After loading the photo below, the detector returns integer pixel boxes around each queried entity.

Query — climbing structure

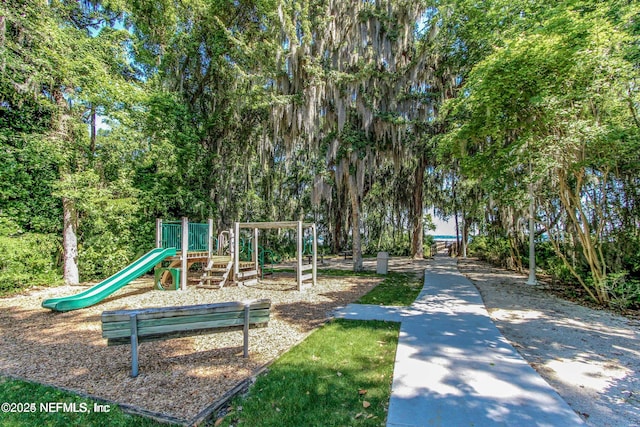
[199,231,258,288]
[232,221,317,291]
[155,218,211,290]
[155,218,317,290]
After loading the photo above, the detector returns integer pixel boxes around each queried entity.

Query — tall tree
[270,0,450,269]
[447,0,640,302]
[2,0,143,284]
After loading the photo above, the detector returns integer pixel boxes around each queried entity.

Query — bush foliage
[0,217,61,295]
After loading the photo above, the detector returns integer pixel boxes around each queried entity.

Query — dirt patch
[458,257,640,427]
[0,267,381,423]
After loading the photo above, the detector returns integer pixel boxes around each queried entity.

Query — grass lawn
[0,377,169,426]
[315,269,423,306]
[216,319,400,427]
[316,268,379,277]
[356,272,423,306]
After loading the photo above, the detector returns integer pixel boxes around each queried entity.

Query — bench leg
[243,304,249,358]
[130,314,139,377]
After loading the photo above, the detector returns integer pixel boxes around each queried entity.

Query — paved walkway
[333,255,585,427]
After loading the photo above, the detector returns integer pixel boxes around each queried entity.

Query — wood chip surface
[0,264,385,422]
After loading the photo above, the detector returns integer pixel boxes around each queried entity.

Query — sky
[432,215,457,236]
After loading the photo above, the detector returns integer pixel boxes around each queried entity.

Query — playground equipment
[41,247,177,312]
[234,222,317,290]
[258,245,280,278]
[155,218,218,290]
[157,218,317,291]
[155,218,260,289]
[42,218,318,312]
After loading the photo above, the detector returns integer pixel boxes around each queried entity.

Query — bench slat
[103,312,269,339]
[102,308,269,329]
[101,299,271,377]
[102,308,269,334]
[101,299,270,323]
[106,322,269,346]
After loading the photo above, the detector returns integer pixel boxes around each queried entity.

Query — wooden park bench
[101,299,271,377]
[339,249,352,260]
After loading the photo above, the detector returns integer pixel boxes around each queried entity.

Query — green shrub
[0,217,61,294]
[424,234,435,248]
[365,235,411,256]
[79,241,136,280]
[467,235,512,267]
[606,233,640,277]
[535,240,581,284]
[77,197,149,280]
[603,272,640,310]
[248,233,297,262]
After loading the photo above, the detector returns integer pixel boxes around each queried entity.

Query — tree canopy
[1,0,639,306]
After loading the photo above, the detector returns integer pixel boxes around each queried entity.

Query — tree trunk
[454,212,460,257]
[0,16,6,72]
[52,88,80,285]
[557,168,609,303]
[411,155,427,259]
[461,214,469,258]
[331,202,343,254]
[90,104,97,160]
[63,197,80,285]
[451,171,461,257]
[348,175,363,272]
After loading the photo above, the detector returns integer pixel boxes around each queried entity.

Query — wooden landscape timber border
[101,299,271,377]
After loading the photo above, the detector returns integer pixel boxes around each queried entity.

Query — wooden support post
[234,222,240,282]
[129,313,139,377]
[155,218,162,249]
[181,217,188,291]
[312,223,317,286]
[253,228,259,273]
[297,220,303,291]
[243,303,250,358]
[207,218,214,259]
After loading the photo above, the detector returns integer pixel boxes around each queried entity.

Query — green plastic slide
[42,247,177,312]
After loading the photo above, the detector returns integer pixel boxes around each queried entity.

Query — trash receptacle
[376,252,389,275]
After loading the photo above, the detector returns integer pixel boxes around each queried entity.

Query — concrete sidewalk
[333,255,584,427]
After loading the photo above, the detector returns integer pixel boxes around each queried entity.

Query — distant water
[430,235,458,241]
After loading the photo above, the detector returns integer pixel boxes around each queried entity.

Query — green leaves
[2,0,639,301]
[444,0,640,303]
[0,217,62,294]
